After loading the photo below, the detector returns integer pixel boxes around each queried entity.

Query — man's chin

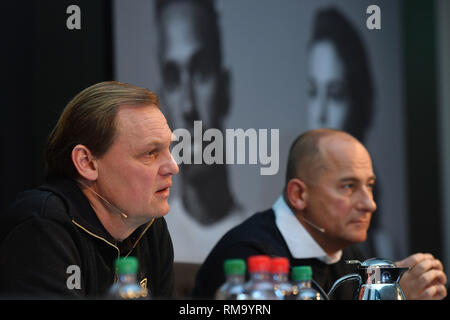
[157,205,171,217]
[350,233,368,244]
[341,228,368,244]
[146,203,170,218]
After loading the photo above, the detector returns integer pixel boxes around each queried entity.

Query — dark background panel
[2,0,113,213]
[403,0,442,259]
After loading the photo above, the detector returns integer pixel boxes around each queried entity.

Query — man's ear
[71,144,98,181]
[286,178,308,211]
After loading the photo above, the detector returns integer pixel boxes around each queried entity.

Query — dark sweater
[0,178,174,299]
[193,209,366,299]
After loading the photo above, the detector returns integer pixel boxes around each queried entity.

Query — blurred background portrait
[306,6,397,259]
[114,0,408,267]
[155,0,245,264]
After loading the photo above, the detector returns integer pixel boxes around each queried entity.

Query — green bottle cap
[115,257,139,275]
[292,266,313,281]
[223,259,246,276]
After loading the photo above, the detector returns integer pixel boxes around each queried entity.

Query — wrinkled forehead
[115,105,172,142]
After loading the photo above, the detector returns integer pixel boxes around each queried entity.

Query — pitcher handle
[328,273,362,298]
[311,279,330,300]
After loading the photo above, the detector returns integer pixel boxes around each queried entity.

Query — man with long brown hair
[0,81,179,298]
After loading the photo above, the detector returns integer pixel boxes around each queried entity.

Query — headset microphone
[299,216,326,233]
[77,180,129,219]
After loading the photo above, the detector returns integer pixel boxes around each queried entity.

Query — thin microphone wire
[298,216,326,233]
[77,180,128,219]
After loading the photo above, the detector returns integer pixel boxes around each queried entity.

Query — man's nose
[160,151,179,176]
[356,187,377,213]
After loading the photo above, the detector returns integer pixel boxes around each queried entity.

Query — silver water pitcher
[328,258,409,300]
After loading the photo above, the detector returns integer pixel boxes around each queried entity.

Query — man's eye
[343,183,354,189]
[146,150,158,158]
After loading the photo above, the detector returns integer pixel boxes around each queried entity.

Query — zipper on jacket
[71,219,121,259]
[71,218,156,283]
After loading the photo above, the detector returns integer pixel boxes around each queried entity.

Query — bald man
[193,129,447,300]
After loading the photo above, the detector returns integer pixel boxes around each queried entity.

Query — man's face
[304,136,376,248]
[307,40,350,130]
[159,2,226,133]
[94,105,179,224]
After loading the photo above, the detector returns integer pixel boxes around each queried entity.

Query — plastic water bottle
[292,266,323,300]
[108,256,149,300]
[271,257,295,300]
[237,255,279,300]
[215,259,246,300]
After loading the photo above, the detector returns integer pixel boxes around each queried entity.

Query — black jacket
[193,209,366,299]
[0,178,174,299]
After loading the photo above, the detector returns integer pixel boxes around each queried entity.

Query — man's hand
[396,253,447,300]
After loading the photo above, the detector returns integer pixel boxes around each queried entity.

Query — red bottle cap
[270,257,289,274]
[247,255,271,272]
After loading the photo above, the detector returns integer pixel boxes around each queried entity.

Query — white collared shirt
[272,196,342,264]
